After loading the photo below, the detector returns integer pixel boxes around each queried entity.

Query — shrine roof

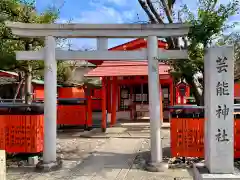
[85,38,170,77]
[85,61,170,77]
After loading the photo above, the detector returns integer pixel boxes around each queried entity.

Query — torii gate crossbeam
[6,21,190,171]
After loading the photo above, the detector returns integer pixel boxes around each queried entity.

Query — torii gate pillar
[36,36,61,171]
[43,36,57,163]
[147,36,162,165]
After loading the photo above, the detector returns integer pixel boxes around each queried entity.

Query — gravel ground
[6,130,108,180]
[6,125,194,180]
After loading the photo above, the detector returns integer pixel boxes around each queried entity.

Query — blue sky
[35,0,239,50]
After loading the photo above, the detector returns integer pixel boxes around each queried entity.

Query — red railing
[170,108,240,158]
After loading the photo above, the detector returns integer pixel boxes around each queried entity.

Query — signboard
[204,47,234,173]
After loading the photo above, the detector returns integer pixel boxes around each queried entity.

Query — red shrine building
[85,38,190,124]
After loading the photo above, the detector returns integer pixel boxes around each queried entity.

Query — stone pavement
[7,122,194,180]
[68,138,143,180]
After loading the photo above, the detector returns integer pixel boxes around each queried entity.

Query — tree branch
[137,0,179,49]
[168,0,176,12]
[146,0,164,23]
[32,67,44,71]
[138,0,157,23]
[178,10,188,49]
[160,0,173,23]
[1,37,20,41]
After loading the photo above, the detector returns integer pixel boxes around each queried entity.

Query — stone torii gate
[6,21,237,179]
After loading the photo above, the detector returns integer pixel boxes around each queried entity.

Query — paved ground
[6,122,193,180]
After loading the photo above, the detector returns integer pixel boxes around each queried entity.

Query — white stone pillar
[204,46,234,173]
[147,36,162,163]
[97,38,108,51]
[43,36,57,163]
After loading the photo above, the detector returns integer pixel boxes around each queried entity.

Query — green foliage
[169,0,239,105]
[0,0,59,76]
[174,0,239,78]
[56,61,73,84]
[217,33,240,80]
[187,0,239,47]
[138,0,239,104]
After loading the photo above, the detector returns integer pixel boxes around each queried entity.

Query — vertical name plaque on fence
[204,46,234,173]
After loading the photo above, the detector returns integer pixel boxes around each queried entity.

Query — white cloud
[60,2,137,26]
[233,23,240,33]
[122,11,135,21]
[55,1,138,50]
[91,0,128,7]
[77,6,123,24]
[74,2,137,24]
[57,5,136,24]
[106,0,127,6]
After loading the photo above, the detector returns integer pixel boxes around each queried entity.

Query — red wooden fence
[0,115,43,153]
[171,117,240,158]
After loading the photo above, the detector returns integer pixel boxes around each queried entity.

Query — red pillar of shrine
[111,77,117,126]
[86,91,92,128]
[169,81,174,106]
[130,86,133,120]
[159,86,163,123]
[101,77,107,132]
[108,78,112,113]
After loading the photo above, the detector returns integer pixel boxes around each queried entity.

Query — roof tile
[85,61,170,77]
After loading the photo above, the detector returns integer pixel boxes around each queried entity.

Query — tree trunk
[187,78,203,105]
[13,79,24,103]
[24,64,32,104]
[201,89,204,106]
